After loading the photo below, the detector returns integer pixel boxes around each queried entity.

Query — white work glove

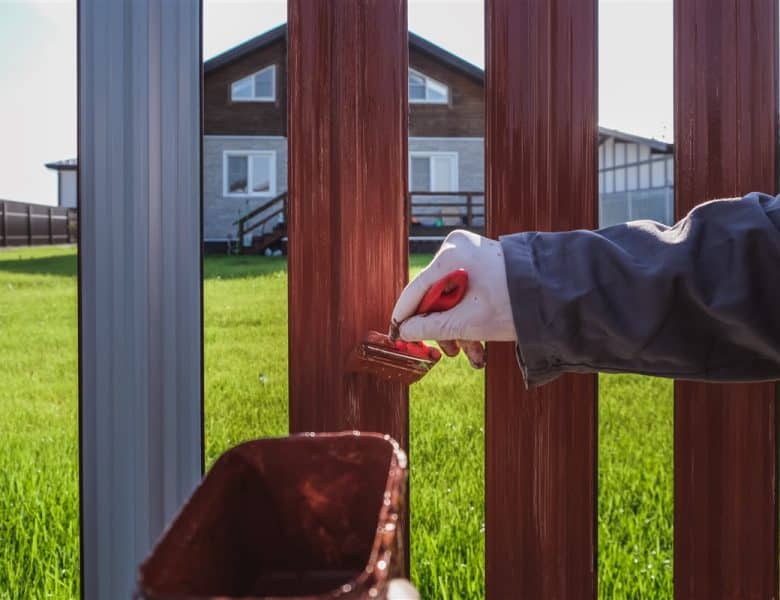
[390,230,516,368]
[387,579,420,599]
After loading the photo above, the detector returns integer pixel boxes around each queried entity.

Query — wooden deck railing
[235,190,483,247]
[233,190,288,244]
[408,190,485,238]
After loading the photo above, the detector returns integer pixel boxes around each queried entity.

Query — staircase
[234,191,288,255]
[234,189,488,255]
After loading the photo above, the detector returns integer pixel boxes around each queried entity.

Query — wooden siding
[205,36,484,138]
[409,46,484,137]
[204,38,287,136]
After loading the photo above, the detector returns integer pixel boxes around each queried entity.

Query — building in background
[203,24,675,251]
[47,25,675,251]
[44,158,77,208]
[598,128,674,227]
[202,24,487,252]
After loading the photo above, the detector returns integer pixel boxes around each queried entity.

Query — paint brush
[347,269,469,384]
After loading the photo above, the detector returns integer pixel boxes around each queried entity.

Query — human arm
[393,193,780,388]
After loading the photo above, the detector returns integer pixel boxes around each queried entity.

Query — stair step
[241,226,287,255]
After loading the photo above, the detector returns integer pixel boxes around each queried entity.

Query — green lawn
[0,246,673,599]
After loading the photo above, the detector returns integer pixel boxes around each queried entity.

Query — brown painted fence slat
[287,0,410,567]
[485,0,598,597]
[674,1,778,597]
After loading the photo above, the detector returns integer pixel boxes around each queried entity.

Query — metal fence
[288,0,779,597]
[74,0,778,597]
[0,200,77,246]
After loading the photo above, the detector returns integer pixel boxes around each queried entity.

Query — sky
[0,0,673,206]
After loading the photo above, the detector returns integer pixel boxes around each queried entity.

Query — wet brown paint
[136,433,407,599]
[485,0,598,597]
[286,0,410,574]
[674,1,779,597]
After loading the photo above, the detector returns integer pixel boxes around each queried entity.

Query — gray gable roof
[204,23,286,74]
[203,24,484,84]
[45,158,78,171]
[408,31,484,84]
[599,127,673,154]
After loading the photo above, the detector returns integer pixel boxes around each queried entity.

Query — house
[48,25,675,251]
[203,24,487,252]
[598,127,673,227]
[205,24,674,250]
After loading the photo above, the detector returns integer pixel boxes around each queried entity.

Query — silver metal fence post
[78,1,202,597]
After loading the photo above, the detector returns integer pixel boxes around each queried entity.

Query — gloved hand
[387,579,420,599]
[390,230,517,368]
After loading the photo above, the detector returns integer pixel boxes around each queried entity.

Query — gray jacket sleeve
[499,192,780,388]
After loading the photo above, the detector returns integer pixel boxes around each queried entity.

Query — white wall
[58,171,77,207]
[203,135,288,241]
[599,138,673,194]
[598,137,675,227]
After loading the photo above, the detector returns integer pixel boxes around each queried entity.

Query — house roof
[204,23,287,74]
[203,24,485,84]
[408,32,484,84]
[45,158,78,171]
[599,127,673,153]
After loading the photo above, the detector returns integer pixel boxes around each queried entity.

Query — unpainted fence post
[485,0,598,597]
[0,201,5,246]
[78,1,202,597]
[674,1,778,596]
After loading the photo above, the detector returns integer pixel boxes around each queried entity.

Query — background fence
[0,200,77,247]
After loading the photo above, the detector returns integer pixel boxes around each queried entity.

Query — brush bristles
[346,341,437,385]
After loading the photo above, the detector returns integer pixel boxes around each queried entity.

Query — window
[408,69,448,104]
[409,152,458,191]
[230,65,276,102]
[599,189,673,228]
[223,151,276,196]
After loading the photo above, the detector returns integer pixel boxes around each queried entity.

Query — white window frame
[408,69,449,104]
[409,151,459,191]
[222,150,277,197]
[230,65,276,102]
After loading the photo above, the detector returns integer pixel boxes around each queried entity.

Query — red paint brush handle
[415,269,468,315]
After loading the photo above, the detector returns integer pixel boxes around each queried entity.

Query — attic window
[231,65,276,102]
[409,69,448,104]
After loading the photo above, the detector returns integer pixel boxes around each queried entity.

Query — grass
[0,246,673,599]
[0,247,80,599]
